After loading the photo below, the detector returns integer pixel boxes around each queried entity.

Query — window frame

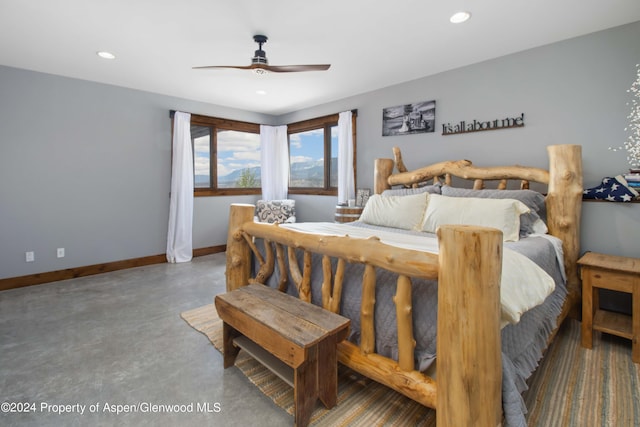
[188,114,261,197]
[287,112,357,196]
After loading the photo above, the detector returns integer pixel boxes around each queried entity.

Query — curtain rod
[169,108,358,119]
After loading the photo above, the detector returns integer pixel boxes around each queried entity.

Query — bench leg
[222,322,241,369]
[317,334,338,409]
[294,345,318,427]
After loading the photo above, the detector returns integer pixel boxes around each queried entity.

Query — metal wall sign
[442,113,524,135]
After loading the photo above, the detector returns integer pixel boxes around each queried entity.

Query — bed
[224,144,583,427]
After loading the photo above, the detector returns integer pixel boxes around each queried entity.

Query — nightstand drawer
[581,267,637,293]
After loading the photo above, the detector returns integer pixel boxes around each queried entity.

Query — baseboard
[0,245,226,292]
[193,246,225,257]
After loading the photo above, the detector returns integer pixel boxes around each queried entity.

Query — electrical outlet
[57,248,65,258]
[26,251,35,262]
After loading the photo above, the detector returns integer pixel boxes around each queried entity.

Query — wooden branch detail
[225,204,254,292]
[376,148,552,192]
[374,158,395,194]
[253,239,274,284]
[300,251,312,302]
[321,256,332,310]
[288,246,303,295]
[393,146,409,174]
[241,231,264,266]
[337,340,437,409]
[241,222,440,279]
[331,259,345,314]
[388,158,549,188]
[360,265,376,355]
[320,257,345,314]
[275,243,288,292]
[394,275,416,371]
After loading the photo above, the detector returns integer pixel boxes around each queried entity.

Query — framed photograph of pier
[382,100,436,136]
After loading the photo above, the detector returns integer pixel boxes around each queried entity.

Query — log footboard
[226,203,502,427]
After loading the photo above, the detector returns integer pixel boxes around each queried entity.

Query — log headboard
[374,144,583,319]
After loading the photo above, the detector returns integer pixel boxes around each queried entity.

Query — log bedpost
[374,158,394,194]
[546,144,583,316]
[436,225,503,427]
[225,204,255,292]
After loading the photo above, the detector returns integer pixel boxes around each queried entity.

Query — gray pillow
[381,183,441,197]
[440,186,546,236]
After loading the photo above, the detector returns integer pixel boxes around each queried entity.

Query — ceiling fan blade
[264,64,331,73]
[193,36,331,73]
[192,65,254,70]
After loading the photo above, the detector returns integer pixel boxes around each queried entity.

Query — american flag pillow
[583,175,639,202]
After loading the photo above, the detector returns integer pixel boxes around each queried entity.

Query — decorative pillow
[381,183,441,197]
[441,186,547,236]
[420,194,530,242]
[360,193,428,230]
[255,199,296,224]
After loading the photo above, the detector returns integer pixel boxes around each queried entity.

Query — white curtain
[338,111,355,204]
[166,111,193,263]
[260,124,289,200]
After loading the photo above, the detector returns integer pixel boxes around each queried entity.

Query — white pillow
[360,193,428,230]
[420,194,530,241]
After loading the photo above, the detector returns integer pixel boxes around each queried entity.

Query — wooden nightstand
[579,252,640,363]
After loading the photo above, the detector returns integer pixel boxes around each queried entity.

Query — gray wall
[0,66,273,279]
[2,21,639,280]
[280,21,640,259]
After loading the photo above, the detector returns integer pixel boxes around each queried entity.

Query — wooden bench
[214,284,350,427]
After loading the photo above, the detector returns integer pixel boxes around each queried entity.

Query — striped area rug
[524,318,640,427]
[181,304,639,426]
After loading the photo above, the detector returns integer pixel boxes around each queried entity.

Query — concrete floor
[0,253,292,427]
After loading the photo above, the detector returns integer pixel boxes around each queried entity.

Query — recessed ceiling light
[256,90,267,95]
[450,11,471,24]
[96,51,116,60]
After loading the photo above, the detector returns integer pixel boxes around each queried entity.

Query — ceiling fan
[193,35,331,75]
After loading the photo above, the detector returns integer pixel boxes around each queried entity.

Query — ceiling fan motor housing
[252,49,268,65]
[252,34,269,65]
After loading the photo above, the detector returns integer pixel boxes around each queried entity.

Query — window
[287,114,343,195]
[175,111,356,197]
[188,114,261,196]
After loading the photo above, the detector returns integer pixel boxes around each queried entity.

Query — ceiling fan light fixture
[252,67,269,76]
[450,11,471,24]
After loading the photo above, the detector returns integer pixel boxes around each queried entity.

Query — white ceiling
[1,0,640,116]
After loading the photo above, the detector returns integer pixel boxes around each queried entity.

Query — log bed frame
[225,144,583,427]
